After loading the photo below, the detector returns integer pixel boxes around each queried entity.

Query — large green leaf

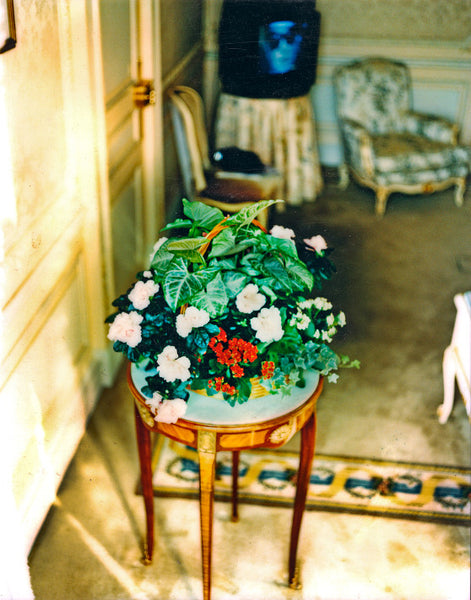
[207,228,236,258]
[262,235,299,259]
[224,199,282,230]
[262,255,295,291]
[182,199,224,230]
[192,273,229,317]
[162,258,219,310]
[150,241,175,278]
[167,237,207,252]
[167,236,207,263]
[222,271,248,298]
[284,256,314,291]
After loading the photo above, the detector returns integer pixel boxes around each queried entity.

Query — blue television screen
[218,0,320,99]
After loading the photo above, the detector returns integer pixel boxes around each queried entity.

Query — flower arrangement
[107,199,358,423]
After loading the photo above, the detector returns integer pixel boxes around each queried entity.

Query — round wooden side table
[127,362,323,600]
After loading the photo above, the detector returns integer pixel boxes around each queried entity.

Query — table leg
[231,451,240,522]
[288,410,316,589]
[134,403,154,564]
[197,430,217,600]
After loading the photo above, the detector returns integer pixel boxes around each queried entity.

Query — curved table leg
[198,430,217,600]
[289,410,316,589]
[134,403,154,564]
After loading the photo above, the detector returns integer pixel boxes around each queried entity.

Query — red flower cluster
[208,328,258,379]
[208,377,236,396]
[261,360,275,380]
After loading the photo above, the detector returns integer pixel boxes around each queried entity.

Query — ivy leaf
[192,273,229,317]
[163,258,219,310]
[182,199,224,230]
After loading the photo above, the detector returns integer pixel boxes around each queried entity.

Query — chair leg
[231,451,240,522]
[338,163,350,190]
[454,177,465,207]
[438,346,456,424]
[375,187,389,217]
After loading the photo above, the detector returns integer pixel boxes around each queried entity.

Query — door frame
[86,0,165,384]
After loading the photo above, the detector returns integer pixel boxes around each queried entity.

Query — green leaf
[207,228,236,258]
[167,237,207,252]
[167,237,207,263]
[192,273,229,317]
[160,218,192,232]
[224,199,282,230]
[264,235,299,259]
[262,255,296,292]
[222,271,248,298]
[150,241,176,278]
[182,199,224,230]
[162,258,219,310]
[213,239,255,257]
[284,256,314,291]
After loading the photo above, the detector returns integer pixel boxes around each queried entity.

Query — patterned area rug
[148,437,471,526]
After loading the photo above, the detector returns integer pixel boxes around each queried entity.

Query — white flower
[157,346,191,382]
[298,299,315,310]
[295,313,310,330]
[155,398,187,424]
[270,225,295,240]
[145,392,163,414]
[322,331,332,342]
[326,314,335,327]
[143,270,153,279]
[150,236,168,260]
[304,235,327,253]
[328,373,339,383]
[176,306,210,337]
[290,311,310,330]
[250,306,284,343]
[337,311,346,327]
[313,297,332,311]
[128,280,160,310]
[236,284,266,313]
[107,312,143,348]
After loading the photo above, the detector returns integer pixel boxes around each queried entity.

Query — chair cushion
[202,176,268,204]
[372,133,470,174]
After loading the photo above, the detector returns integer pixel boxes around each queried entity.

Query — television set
[218,0,321,100]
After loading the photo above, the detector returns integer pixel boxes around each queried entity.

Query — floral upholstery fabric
[333,57,470,192]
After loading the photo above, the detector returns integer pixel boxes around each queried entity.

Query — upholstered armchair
[333,57,470,216]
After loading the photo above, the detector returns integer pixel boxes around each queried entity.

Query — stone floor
[28,182,471,600]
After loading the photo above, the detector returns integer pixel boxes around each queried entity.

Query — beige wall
[0,0,114,562]
[316,0,471,42]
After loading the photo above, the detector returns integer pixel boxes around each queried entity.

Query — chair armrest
[400,111,458,144]
[341,118,375,177]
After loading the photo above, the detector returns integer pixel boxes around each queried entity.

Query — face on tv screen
[258,20,308,75]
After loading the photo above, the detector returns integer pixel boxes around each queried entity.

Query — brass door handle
[133,79,156,108]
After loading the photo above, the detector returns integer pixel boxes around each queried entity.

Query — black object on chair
[168,86,281,228]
